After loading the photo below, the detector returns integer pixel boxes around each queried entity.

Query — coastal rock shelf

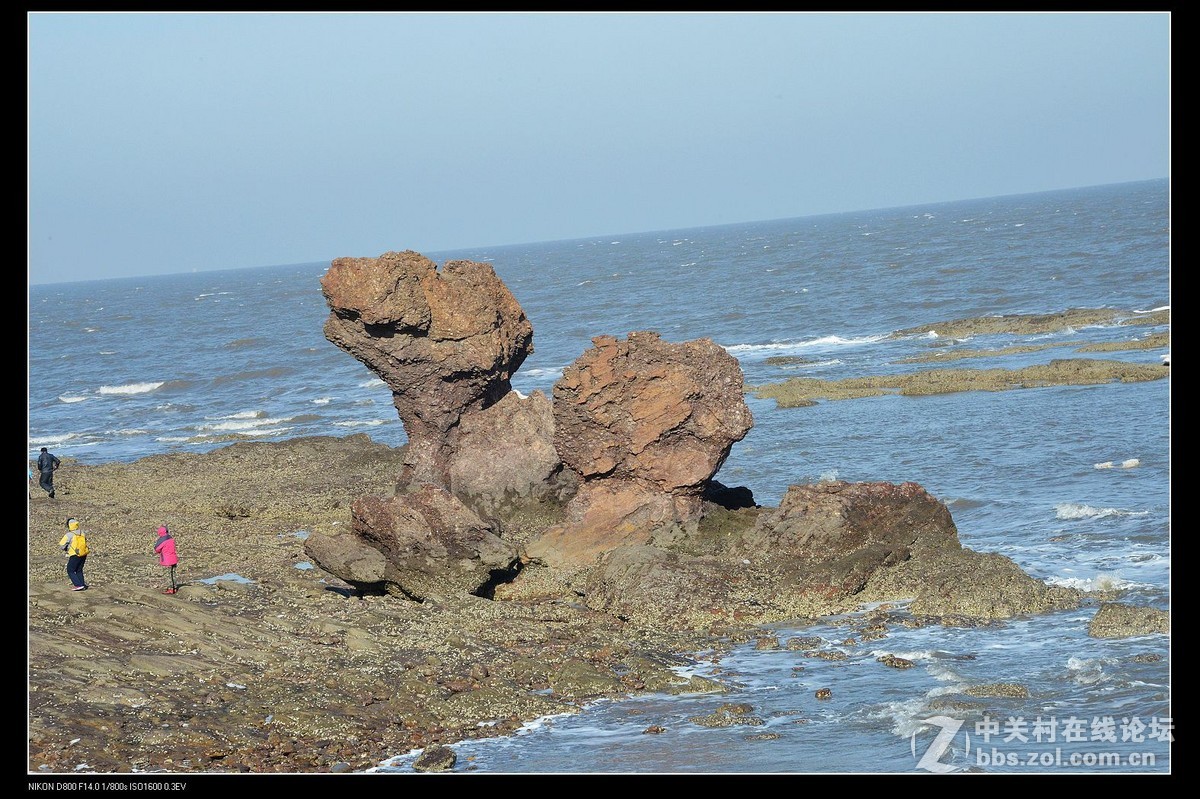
[305,251,1086,625]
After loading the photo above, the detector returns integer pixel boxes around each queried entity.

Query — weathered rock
[529,332,752,566]
[412,744,456,772]
[321,250,533,486]
[552,331,752,491]
[737,481,959,601]
[964,683,1030,698]
[526,483,703,567]
[447,390,577,519]
[582,545,738,628]
[869,549,1081,619]
[1087,602,1170,639]
[689,702,764,728]
[548,659,624,699]
[304,483,519,601]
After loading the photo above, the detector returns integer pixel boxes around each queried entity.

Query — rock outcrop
[311,249,1082,632]
[305,482,520,602]
[582,480,1081,628]
[527,331,753,567]
[1087,602,1170,638]
[321,250,535,487]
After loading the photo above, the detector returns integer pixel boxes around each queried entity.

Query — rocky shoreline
[27,257,1169,777]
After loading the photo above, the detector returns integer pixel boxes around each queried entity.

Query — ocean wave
[215,410,266,420]
[312,397,334,405]
[1094,459,1140,469]
[98,381,164,395]
[58,394,88,404]
[1134,305,1169,314]
[522,367,564,379]
[109,428,149,436]
[29,433,80,449]
[1046,574,1137,592]
[945,497,987,510]
[333,419,387,427]
[1065,655,1117,686]
[1054,503,1148,520]
[723,334,886,354]
[869,684,968,739]
[358,378,388,389]
[196,417,289,432]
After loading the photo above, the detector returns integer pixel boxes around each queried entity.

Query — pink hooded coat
[154,528,178,567]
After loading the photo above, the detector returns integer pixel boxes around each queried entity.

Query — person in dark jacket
[37,447,61,498]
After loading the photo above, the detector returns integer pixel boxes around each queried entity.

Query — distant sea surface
[29,179,1170,773]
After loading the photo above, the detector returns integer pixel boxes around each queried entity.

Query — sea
[27,178,1170,775]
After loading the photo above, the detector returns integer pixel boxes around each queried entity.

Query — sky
[27,11,1170,285]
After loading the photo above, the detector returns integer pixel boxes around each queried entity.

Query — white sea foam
[197,417,288,432]
[723,333,886,354]
[523,367,564,379]
[58,394,88,404]
[238,427,293,436]
[818,469,840,483]
[333,419,386,427]
[1047,574,1137,592]
[111,429,149,436]
[1054,503,1148,520]
[870,684,968,739]
[29,433,78,448]
[924,331,939,339]
[155,436,191,443]
[216,410,264,420]
[1134,305,1169,313]
[358,377,387,389]
[98,351,116,355]
[1121,458,1141,469]
[98,381,164,395]
[1065,656,1116,686]
[312,397,334,405]
[1094,462,1114,469]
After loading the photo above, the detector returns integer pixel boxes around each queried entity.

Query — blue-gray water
[28,179,1170,773]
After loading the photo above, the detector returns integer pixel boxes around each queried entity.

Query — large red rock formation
[528,331,753,567]
[321,250,534,486]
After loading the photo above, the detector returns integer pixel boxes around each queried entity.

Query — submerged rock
[752,358,1168,407]
[412,744,457,772]
[1087,602,1170,639]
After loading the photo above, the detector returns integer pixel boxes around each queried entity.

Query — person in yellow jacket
[59,517,89,591]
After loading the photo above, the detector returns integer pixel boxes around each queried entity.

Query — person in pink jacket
[153,525,179,594]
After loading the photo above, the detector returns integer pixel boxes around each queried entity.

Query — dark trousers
[40,469,55,496]
[67,555,86,588]
[166,564,177,590]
